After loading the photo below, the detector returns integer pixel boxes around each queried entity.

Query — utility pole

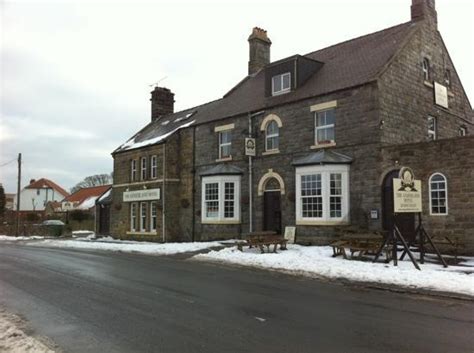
[16,153,21,237]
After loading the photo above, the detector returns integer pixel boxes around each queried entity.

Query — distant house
[5,193,15,210]
[62,185,112,212]
[16,178,69,212]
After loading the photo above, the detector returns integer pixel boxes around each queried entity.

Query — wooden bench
[238,231,288,253]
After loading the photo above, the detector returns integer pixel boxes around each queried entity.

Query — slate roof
[292,150,353,166]
[199,164,245,177]
[25,178,69,197]
[114,21,417,154]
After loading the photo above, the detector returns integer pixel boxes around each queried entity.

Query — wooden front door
[263,191,281,234]
[382,170,415,241]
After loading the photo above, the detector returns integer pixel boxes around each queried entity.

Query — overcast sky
[1,0,473,193]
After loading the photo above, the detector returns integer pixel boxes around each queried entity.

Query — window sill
[428,213,448,217]
[201,220,241,225]
[272,89,291,97]
[310,142,336,150]
[126,231,157,235]
[216,156,233,162]
[424,81,434,88]
[296,220,350,226]
[262,149,280,156]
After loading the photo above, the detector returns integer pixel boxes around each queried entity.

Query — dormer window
[272,72,291,95]
[422,58,430,81]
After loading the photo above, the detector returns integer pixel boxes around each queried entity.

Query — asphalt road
[0,244,472,353]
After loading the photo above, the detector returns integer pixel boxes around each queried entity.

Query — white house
[15,178,69,211]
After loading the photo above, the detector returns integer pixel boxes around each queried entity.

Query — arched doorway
[263,177,282,234]
[382,170,415,240]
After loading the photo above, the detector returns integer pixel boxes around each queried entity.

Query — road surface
[0,244,472,353]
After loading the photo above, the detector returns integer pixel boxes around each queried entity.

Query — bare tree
[71,173,113,193]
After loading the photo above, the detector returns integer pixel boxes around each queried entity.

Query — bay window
[202,175,240,223]
[296,165,349,224]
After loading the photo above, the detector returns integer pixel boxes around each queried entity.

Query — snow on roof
[77,196,98,210]
[118,119,195,152]
[97,188,111,203]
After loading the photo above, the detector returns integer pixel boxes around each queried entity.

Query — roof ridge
[304,21,413,58]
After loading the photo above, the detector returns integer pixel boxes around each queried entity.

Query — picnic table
[237,231,288,253]
[331,235,388,260]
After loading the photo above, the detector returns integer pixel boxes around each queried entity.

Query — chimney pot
[248,27,271,75]
[411,0,437,27]
[30,179,36,185]
[150,86,175,122]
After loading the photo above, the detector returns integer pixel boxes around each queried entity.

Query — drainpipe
[162,143,166,243]
[248,110,265,233]
[192,126,196,242]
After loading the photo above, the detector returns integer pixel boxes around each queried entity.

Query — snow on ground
[29,237,230,256]
[0,309,56,353]
[0,235,44,241]
[194,245,474,297]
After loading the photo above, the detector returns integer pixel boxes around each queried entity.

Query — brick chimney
[150,86,175,122]
[248,27,271,75]
[411,0,437,27]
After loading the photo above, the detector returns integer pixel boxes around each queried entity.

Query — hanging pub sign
[393,167,422,213]
[245,137,256,156]
[123,188,160,202]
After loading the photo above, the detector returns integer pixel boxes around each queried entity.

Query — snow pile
[119,119,195,151]
[0,309,56,353]
[194,245,474,296]
[29,238,228,256]
[0,235,44,241]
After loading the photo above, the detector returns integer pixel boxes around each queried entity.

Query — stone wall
[378,20,473,146]
[381,136,474,254]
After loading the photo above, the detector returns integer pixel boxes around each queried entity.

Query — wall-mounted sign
[393,167,422,213]
[123,188,160,202]
[284,226,296,244]
[370,209,379,219]
[434,82,448,108]
[245,137,256,156]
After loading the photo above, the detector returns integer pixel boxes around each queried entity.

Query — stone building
[111,0,474,251]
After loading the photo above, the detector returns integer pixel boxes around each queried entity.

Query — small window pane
[282,73,290,90]
[273,76,282,92]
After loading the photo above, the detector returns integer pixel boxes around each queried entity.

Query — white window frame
[314,109,336,145]
[131,159,137,181]
[295,165,350,225]
[130,203,137,231]
[272,72,291,96]
[429,173,448,216]
[219,130,232,159]
[265,120,279,151]
[140,157,147,180]
[422,58,430,81]
[140,202,147,232]
[428,116,437,141]
[151,155,158,179]
[150,201,157,231]
[201,175,241,223]
[459,126,467,137]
